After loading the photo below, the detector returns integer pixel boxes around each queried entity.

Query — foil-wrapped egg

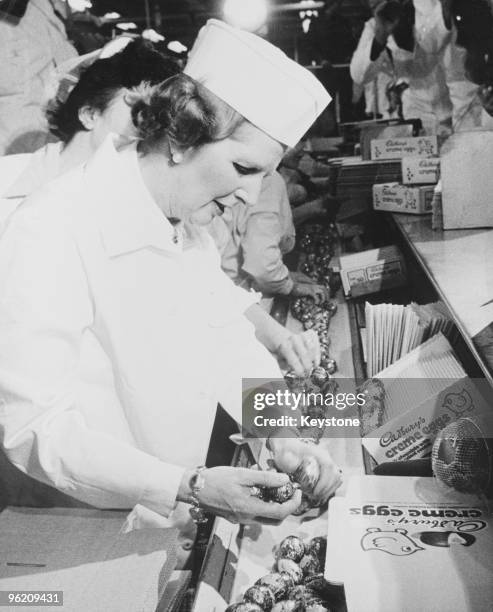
[225,603,264,612]
[324,359,337,375]
[300,553,320,577]
[249,486,266,500]
[276,558,303,585]
[311,367,328,387]
[287,585,324,607]
[303,573,331,598]
[264,482,295,503]
[306,603,329,612]
[326,301,337,316]
[271,601,302,612]
[307,537,327,566]
[255,573,289,601]
[279,571,295,592]
[276,536,305,563]
[288,584,309,603]
[290,456,320,494]
[244,585,276,611]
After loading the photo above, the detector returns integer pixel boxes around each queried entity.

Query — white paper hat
[184,19,331,147]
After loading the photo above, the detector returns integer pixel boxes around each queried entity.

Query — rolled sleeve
[0,201,183,517]
[242,211,293,295]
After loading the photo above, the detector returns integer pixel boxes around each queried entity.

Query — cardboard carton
[371,136,438,161]
[401,157,440,185]
[373,182,434,214]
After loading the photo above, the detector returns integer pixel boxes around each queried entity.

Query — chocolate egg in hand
[265,481,296,503]
[291,456,320,494]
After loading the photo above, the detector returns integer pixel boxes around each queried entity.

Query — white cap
[184,19,331,147]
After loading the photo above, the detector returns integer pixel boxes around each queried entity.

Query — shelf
[388,213,493,386]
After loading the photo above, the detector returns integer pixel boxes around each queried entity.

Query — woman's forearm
[244,303,291,353]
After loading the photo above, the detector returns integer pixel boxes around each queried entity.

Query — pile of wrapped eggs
[297,224,341,296]
[225,535,332,612]
[290,297,337,373]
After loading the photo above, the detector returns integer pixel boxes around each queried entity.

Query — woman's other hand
[269,437,343,504]
[290,271,317,285]
[291,280,329,303]
[276,329,320,376]
[182,467,302,525]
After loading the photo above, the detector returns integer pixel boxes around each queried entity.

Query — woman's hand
[291,280,329,303]
[276,329,320,376]
[269,437,343,504]
[185,467,302,525]
[290,271,317,285]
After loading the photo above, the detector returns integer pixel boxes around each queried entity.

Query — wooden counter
[389,213,493,383]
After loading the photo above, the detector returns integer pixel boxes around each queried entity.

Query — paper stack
[364,301,455,377]
[325,476,493,612]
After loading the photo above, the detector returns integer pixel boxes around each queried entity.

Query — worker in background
[0,37,180,227]
[0,0,78,154]
[209,171,330,300]
[446,0,493,123]
[350,0,482,134]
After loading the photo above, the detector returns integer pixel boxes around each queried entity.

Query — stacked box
[373,182,435,214]
[370,136,438,161]
[401,157,440,185]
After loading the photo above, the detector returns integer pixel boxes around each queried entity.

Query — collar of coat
[84,135,184,257]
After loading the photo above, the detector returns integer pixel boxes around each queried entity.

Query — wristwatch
[188,466,208,524]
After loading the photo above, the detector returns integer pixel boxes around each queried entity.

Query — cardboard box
[373,182,434,214]
[339,246,407,298]
[371,136,438,160]
[326,476,493,612]
[441,130,493,229]
[401,157,440,184]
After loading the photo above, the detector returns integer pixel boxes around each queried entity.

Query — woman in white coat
[0,37,180,229]
[350,0,482,133]
[0,20,341,526]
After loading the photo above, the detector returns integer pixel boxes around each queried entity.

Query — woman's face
[89,90,135,147]
[168,121,284,225]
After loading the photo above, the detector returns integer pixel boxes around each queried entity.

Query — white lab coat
[0,142,63,229]
[210,172,296,295]
[0,0,77,154]
[350,0,482,132]
[0,136,283,517]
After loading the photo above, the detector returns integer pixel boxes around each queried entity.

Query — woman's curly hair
[47,38,180,143]
[128,73,244,152]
